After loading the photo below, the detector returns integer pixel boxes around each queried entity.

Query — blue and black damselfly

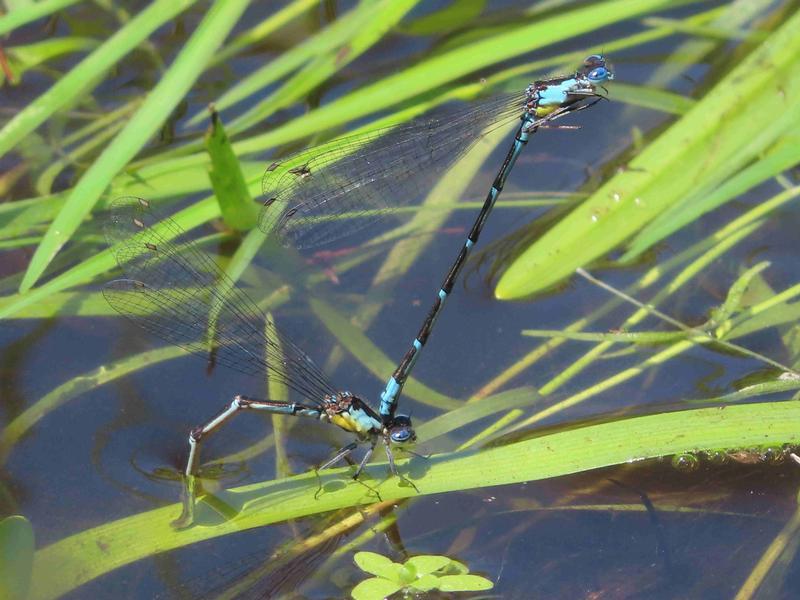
[259,55,613,432]
[103,56,613,512]
[105,196,417,492]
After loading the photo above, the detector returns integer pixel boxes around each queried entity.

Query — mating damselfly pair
[103,55,614,515]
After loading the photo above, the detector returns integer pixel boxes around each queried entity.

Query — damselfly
[103,56,612,514]
[259,55,613,429]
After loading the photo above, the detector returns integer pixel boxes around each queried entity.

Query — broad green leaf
[351,577,403,600]
[495,9,800,298]
[354,552,399,580]
[29,401,800,600]
[409,573,439,591]
[405,555,450,576]
[205,109,258,230]
[437,574,494,592]
[19,0,247,292]
[625,127,800,259]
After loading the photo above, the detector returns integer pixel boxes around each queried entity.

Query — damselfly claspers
[103,56,613,511]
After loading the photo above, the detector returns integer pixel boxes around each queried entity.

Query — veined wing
[103,196,337,404]
[259,92,525,249]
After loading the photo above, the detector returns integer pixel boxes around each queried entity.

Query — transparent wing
[103,196,337,404]
[260,93,525,249]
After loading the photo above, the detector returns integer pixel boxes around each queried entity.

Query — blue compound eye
[587,66,610,83]
[391,429,412,443]
[583,54,605,69]
[389,416,415,443]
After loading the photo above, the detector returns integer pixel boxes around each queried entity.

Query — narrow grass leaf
[0,0,194,158]
[233,0,671,156]
[0,198,220,320]
[210,0,318,67]
[19,0,248,293]
[0,346,185,464]
[0,0,79,36]
[229,0,421,133]
[521,329,686,344]
[186,0,380,127]
[401,0,486,35]
[609,81,695,115]
[1,36,98,84]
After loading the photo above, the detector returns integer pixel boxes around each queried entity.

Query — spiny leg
[313,440,382,500]
[383,437,419,493]
[174,395,322,527]
[351,438,383,501]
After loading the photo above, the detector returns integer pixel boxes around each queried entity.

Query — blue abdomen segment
[380,376,401,419]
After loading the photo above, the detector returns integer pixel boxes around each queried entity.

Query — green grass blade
[210,0,317,67]
[401,0,486,35]
[185,0,366,127]
[495,9,800,298]
[29,401,800,600]
[609,81,695,115]
[2,36,99,84]
[0,0,79,36]
[234,0,672,156]
[625,126,800,259]
[124,6,689,202]
[0,0,195,158]
[18,0,249,293]
[0,198,220,320]
[228,0,421,133]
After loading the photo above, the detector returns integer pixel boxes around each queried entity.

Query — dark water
[2,1,800,598]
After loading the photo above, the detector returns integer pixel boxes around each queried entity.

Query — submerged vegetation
[2,1,800,598]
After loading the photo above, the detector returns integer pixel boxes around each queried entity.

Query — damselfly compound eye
[583,54,605,69]
[587,66,611,83]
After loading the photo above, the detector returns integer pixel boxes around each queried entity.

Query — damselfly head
[578,54,614,85]
[388,415,415,444]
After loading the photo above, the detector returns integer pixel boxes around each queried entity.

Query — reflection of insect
[670,444,797,471]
